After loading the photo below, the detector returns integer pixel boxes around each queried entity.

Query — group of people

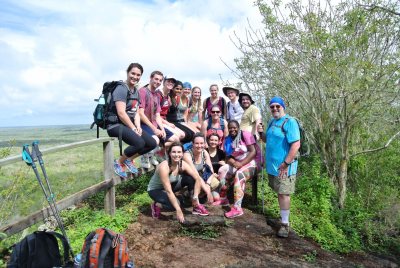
[106,62,301,238]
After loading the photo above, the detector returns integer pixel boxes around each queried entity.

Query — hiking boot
[151,202,161,219]
[277,223,290,238]
[140,154,151,169]
[123,159,138,174]
[114,160,127,179]
[211,198,229,206]
[192,204,209,216]
[224,206,244,218]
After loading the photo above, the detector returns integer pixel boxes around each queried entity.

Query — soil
[124,203,399,268]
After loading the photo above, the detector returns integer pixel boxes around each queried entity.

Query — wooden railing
[0,137,123,237]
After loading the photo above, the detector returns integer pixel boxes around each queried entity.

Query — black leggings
[147,174,195,211]
[107,124,157,158]
[173,121,195,144]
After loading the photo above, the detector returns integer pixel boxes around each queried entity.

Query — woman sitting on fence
[187,86,203,132]
[147,142,209,223]
[183,133,218,204]
[107,63,157,179]
[215,120,260,218]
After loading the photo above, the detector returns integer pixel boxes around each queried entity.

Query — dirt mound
[124,205,398,268]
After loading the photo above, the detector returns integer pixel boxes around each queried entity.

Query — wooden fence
[0,137,123,237]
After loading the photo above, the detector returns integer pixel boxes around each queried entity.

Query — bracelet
[284,160,290,166]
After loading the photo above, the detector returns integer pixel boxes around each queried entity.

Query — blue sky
[0,0,261,127]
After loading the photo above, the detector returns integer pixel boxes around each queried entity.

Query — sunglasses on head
[211,110,221,114]
[270,105,281,109]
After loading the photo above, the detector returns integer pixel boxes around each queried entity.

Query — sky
[0,0,262,127]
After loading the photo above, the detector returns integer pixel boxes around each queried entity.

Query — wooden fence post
[103,140,115,216]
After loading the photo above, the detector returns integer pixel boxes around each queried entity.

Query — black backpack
[7,231,73,268]
[78,228,132,268]
[267,116,310,157]
[90,81,139,155]
[91,81,126,135]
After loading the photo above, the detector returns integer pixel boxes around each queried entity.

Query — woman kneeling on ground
[216,120,260,218]
[183,133,218,204]
[147,142,209,223]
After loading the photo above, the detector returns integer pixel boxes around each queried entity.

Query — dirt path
[124,204,398,268]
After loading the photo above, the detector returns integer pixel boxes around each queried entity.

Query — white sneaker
[140,154,151,169]
[150,156,159,166]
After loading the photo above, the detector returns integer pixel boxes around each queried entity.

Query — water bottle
[126,260,135,268]
[73,253,82,268]
[98,94,105,104]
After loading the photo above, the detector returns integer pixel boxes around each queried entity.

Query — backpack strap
[219,117,225,131]
[89,228,107,268]
[227,102,231,121]
[47,231,73,264]
[113,233,128,268]
[280,116,291,135]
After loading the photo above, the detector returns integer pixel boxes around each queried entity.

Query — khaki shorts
[268,174,297,195]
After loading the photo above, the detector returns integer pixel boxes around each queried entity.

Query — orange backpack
[79,228,131,268]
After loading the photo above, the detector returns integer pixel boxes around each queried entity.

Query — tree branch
[359,4,400,16]
[350,129,400,158]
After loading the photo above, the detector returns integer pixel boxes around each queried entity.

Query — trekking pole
[22,144,74,259]
[31,141,74,259]
[258,139,265,214]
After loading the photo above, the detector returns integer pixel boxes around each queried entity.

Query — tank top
[147,168,181,191]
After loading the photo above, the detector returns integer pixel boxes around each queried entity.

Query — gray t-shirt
[107,83,139,129]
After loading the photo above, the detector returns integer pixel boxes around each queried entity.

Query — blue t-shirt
[265,115,300,176]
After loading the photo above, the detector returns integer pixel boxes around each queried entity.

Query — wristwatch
[284,160,290,166]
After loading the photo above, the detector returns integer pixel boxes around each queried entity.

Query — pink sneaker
[192,204,209,216]
[151,202,161,219]
[225,206,243,218]
[211,198,229,206]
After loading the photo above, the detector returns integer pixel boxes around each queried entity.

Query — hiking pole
[258,139,265,214]
[22,144,74,259]
[31,141,74,259]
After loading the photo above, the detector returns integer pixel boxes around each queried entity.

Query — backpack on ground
[78,228,132,268]
[267,116,310,157]
[7,231,73,268]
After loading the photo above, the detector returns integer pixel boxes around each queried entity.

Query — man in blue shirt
[258,96,300,238]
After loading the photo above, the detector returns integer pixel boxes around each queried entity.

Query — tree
[229,0,400,208]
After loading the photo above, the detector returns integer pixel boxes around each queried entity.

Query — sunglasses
[270,105,281,109]
[211,111,221,114]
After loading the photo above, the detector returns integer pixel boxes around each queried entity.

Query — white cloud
[0,0,262,127]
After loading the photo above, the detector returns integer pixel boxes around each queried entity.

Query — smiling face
[192,87,201,100]
[164,78,175,92]
[169,145,183,163]
[150,74,163,90]
[183,87,191,97]
[228,121,239,137]
[270,102,285,119]
[227,89,237,101]
[173,84,183,96]
[193,136,205,153]
[126,67,142,88]
[209,85,218,98]
[207,134,220,148]
[210,106,221,120]
[240,95,252,110]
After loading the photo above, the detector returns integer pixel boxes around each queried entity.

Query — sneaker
[277,223,290,238]
[151,202,161,219]
[224,206,244,218]
[123,159,138,174]
[113,160,127,179]
[211,198,229,206]
[140,154,151,169]
[150,155,159,166]
[192,204,209,216]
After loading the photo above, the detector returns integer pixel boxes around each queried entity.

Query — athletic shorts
[141,123,174,141]
[268,174,297,195]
